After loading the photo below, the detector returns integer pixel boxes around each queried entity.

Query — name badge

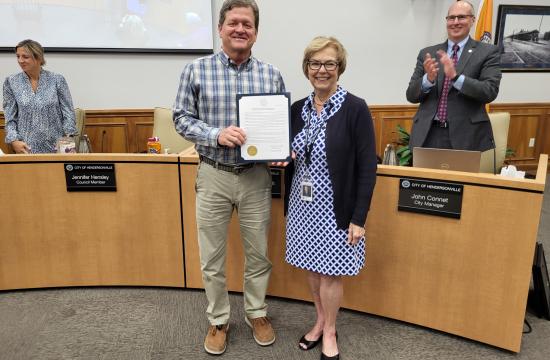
[301,176,313,202]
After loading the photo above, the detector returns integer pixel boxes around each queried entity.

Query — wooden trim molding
[1,104,549,171]
[85,109,154,118]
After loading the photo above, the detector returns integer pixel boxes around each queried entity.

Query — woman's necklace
[314,90,335,107]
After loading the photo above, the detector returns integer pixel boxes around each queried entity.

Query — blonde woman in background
[3,39,76,153]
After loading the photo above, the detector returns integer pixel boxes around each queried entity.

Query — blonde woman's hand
[11,140,30,154]
[347,223,365,245]
[270,151,296,167]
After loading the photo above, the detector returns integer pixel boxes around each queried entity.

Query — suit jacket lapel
[455,37,476,76]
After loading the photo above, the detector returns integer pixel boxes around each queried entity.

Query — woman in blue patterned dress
[3,39,76,154]
[283,37,377,360]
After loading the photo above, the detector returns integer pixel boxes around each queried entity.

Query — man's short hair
[16,39,46,66]
[302,36,347,79]
[218,0,259,31]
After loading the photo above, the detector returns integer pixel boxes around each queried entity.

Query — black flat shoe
[320,331,339,359]
[320,352,339,360]
[298,334,322,350]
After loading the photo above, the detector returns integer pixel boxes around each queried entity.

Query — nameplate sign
[398,178,463,219]
[64,163,116,192]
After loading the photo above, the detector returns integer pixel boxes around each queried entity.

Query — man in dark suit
[406,0,502,151]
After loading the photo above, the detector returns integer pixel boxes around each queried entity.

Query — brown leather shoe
[245,316,275,346]
[204,324,229,355]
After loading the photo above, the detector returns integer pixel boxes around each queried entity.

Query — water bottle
[382,144,397,165]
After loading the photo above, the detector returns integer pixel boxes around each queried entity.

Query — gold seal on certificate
[247,145,258,156]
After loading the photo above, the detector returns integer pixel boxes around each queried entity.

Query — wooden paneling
[370,103,550,170]
[84,109,154,153]
[508,113,538,158]
[490,103,550,169]
[0,109,154,154]
[2,104,548,170]
[370,105,417,156]
[85,123,128,153]
[0,129,9,154]
[0,114,12,154]
[540,108,550,156]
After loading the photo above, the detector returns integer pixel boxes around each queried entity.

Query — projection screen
[0,0,214,53]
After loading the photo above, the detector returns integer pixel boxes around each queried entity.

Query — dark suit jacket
[283,93,377,229]
[406,37,502,151]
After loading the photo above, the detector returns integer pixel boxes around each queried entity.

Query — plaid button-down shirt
[173,51,286,164]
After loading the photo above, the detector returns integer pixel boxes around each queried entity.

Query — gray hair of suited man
[218,0,259,31]
[453,0,475,16]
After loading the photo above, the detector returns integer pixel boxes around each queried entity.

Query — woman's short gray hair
[302,36,347,79]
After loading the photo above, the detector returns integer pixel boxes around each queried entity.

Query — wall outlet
[529,138,535,148]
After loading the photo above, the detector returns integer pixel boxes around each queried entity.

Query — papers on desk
[237,93,291,162]
[500,165,525,178]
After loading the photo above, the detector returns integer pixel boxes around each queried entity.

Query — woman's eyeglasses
[307,61,339,71]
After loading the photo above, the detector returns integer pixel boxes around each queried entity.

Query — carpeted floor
[1,177,549,360]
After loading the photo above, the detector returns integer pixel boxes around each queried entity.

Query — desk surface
[0,153,180,163]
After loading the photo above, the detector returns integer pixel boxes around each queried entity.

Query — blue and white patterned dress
[3,69,76,153]
[285,87,366,276]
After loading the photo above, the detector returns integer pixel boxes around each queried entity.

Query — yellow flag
[475,0,493,43]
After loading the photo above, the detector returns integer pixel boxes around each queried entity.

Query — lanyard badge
[300,109,322,203]
[301,172,313,202]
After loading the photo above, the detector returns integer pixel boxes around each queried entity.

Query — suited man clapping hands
[406,0,501,152]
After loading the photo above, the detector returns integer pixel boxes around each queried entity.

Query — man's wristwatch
[451,73,460,82]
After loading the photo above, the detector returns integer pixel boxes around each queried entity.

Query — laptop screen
[412,147,481,173]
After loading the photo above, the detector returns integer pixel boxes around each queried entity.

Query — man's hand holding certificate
[218,125,247,148]
[237,93,291,162]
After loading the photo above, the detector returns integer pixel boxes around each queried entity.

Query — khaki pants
[195,161,273,325]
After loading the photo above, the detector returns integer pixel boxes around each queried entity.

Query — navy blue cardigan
[284,93,377,229]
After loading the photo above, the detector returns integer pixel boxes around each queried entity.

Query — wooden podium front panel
[0,155,185,289]
[179,147,305,295]
[181,154,546,352]
[180,162,291,292]
[346,175,542,352]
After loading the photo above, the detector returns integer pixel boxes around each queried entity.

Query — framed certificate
[237,93,291,162]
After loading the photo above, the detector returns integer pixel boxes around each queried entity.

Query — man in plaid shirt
[173,0,285,355]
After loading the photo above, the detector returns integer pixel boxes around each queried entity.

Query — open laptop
[413,147,481,173]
